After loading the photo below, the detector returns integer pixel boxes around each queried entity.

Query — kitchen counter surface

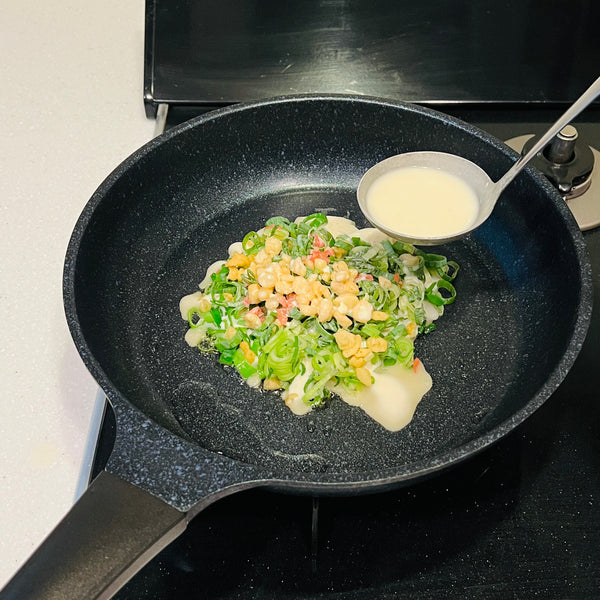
[0,0,155,588]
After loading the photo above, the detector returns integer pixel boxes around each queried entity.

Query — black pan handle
[0,470,187,600]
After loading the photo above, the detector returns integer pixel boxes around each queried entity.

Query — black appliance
[91,1,600,597]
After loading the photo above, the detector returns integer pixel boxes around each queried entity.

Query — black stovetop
[91,1,600,597]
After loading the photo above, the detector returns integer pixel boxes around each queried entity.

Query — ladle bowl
[357,151,494,245]
[358,74,600,246]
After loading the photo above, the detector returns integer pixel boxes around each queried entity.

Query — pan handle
[0,470,187,600]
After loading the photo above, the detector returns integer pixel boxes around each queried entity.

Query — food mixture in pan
[180,214,458,431]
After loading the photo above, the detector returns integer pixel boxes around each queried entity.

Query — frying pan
[1,95,592,600]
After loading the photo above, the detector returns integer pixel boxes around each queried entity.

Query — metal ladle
[357,75,600,246]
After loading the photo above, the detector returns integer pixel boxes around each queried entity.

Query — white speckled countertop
[0,0,155,588]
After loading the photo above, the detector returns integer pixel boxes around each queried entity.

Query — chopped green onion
[233,348,258,378]
[242,231,263,254]
[361,323,382,337]
[437,260,460,281]
[181,213,459,410]
[425,279,457,306]
[418,251,447,269]
[187,307,204,328]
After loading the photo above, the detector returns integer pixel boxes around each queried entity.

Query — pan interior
[71,98,586,478]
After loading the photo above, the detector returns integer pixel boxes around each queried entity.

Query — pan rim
[63,93,594,491]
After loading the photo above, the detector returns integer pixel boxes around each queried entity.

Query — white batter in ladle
[357,75,600,246]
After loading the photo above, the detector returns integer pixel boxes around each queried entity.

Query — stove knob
[521,124,594,200]
[545,125,578,164]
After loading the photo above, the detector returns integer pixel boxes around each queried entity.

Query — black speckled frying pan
[2,96,592,600]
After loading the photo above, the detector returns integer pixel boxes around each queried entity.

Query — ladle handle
[494,74,600,194]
